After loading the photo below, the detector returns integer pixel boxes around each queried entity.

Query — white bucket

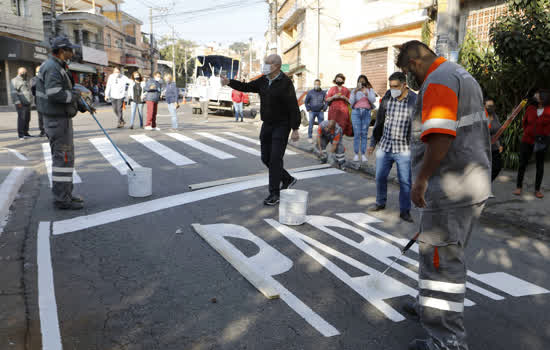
[279,189,308,225]
[128,167,152,197]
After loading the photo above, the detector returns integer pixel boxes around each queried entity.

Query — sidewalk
[289,126,550,235]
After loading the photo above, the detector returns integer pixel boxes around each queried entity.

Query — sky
[120,0,269,46]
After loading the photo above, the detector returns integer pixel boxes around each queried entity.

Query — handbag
[534,135,549,152]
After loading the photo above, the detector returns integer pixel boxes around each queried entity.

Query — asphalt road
[2,104,549,350]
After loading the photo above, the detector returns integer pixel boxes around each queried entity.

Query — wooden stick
[491,99,528,144]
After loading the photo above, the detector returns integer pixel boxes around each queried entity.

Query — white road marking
[193,223,339,337]
[89,137,141,175]
[52,168,343,235]
[0,167,27,234]
[3,148,28,160]
[37,221,63,350]
[41,143,82,187]
[222,132,298,155]
[196,132,261,156]
[166,133,235,160]
[130,134,195,166]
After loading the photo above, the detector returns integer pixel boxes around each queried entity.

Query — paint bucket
[128,167,152,197]
[279,189,308,225]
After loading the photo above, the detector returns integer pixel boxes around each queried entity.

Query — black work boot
[400,210,414,223]
[55,201,84,210]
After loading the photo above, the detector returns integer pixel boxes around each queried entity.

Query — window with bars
[11,0,22,16]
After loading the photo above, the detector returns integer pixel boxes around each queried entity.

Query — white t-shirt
[537,108,544,117]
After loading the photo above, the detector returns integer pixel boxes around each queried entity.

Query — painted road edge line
[189,164,332,190]
[37,221,63,350]
[192,224,280,299]
[0,167,28,234]
[52,168,344,235]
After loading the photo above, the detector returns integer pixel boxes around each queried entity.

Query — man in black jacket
[222,54,300,205]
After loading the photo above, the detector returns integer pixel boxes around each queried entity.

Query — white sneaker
[353,154,359,162]
[154,127,161,131]
[144,126,153,130]
[308,138,313,144]
[362,154,368,162]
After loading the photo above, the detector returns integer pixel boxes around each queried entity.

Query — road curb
[0,167,30,231]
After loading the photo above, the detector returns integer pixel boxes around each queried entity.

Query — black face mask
[336,81,344,86]
[486,106,495,114]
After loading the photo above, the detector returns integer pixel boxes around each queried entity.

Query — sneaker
[362,154,368,162]
[18,137,25,141]
[54,201,84,210]
[23,133,35,138]
[240,119,244,122]
[368,204,386,212]
[400,211,414,223]
[308,138,313,144]
[144,126,153,130]
[513,188,522,195]
[39,132,47,137]
[535,191,544,199]
[408,339,431,350]
[281,177,297,190]
[263,194,280,206]
[353,154,359,162]
[129,125,134,130]
[154,127,161,131]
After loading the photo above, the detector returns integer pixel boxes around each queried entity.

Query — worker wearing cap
[35,36,88,210]
[396,41,491,350]
[317,120,346,169]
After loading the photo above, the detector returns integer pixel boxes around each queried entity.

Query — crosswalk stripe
[165,133,235,160]
[196,132,261,156]
[89,137,141,175]
[130,134,195,166]
[222,132,298,155]
[41,143,82,187]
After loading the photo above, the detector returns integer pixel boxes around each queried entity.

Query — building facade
[0,0,47,105]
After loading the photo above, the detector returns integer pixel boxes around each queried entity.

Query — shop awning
[68,63,97,73]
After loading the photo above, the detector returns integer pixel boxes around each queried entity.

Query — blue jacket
[370,89,417,147]
[164,82,180,104]
[305,89,327,112]
[144,79,162,102]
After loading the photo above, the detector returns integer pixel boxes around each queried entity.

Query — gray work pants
[43,116,75,204]
[16,104,31,137]
[417,201,486,350]
[111,98,124,123]
[319,136,345,166]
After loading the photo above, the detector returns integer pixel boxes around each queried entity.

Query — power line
[151,0,264,18]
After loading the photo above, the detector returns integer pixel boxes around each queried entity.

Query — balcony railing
[277,0,305,30]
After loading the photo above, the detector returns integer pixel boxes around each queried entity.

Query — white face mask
[155,77,161,82]
[261,64,272,76]
[390,88,402,99]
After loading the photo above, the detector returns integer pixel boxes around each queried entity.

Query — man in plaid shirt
[368,72,417,222]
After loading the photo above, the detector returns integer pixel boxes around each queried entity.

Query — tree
[458,0,550,168]
[159,37,197,87]
[229,41,248,55]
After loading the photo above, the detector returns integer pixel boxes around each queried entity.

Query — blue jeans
[351,108,371,154]
[308,111,324,138]
[130,102,144,127]
[234,102,243,121]
[167,102,178,128]
[375,148,412,212]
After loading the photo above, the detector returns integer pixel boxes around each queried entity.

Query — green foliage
[421,19,434,46]
[159,37,197,87]
[458,0,550,169]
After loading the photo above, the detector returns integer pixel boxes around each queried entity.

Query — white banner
[82,46,108,66]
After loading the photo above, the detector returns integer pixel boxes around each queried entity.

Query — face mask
[20,73,27,79]
[390,89,402,99]
[314,85,321,90]
[65,59,72,65]
[155,77,161,82]
[336,80,344,86]
[261,64,272,76]
[486,106,495,114]
[406,71,421,91]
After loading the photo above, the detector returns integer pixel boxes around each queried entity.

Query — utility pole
[269,0,278,54]
[435,0,460,61]
[149,7,154,73]
[172,25,176,83]
[51,0,57,37]
[316,0,320,79]
[249,37,253,78]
